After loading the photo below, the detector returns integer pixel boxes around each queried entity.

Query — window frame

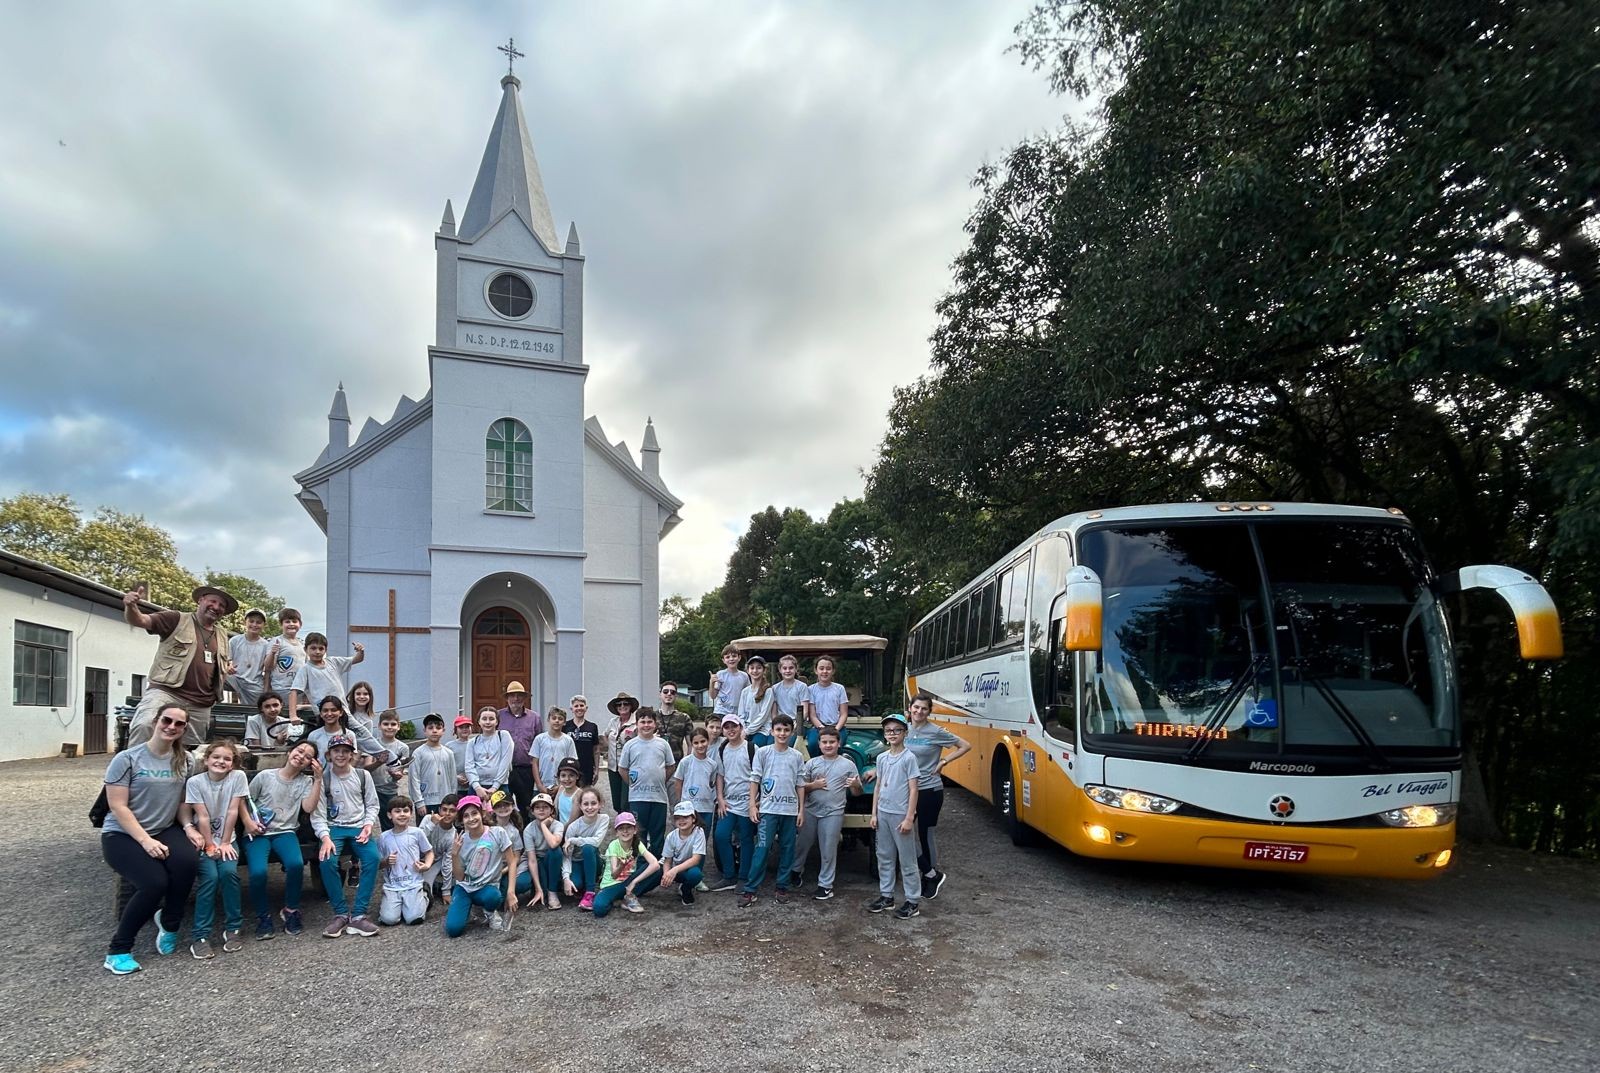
[14,620,69,707]
[485,271,536,320]
[484,418,534,514]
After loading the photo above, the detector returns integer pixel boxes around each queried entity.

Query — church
[292,65,682,721]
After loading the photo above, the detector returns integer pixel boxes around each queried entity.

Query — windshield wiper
[1293,666,1392,769]
[1184,654,1267,762]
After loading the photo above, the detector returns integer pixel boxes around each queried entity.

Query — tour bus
[904,502,1562,878]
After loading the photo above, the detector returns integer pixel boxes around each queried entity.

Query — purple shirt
[499,706,543,766]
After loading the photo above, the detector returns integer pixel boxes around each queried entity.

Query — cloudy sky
[0,1,1068,626]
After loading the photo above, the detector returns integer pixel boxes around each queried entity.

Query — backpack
[716,738,758,764]
[89,786,110,828]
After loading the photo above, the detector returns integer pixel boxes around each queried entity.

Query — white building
[293,69,682,721]
[1,550,157,761]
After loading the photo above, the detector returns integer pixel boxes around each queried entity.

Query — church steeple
[640,417,660,478]
[457,73,562,253]
[328,382,350,459]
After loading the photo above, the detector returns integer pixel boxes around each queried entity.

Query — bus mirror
[1454,565,1564,660]
[1062,566,1103,652]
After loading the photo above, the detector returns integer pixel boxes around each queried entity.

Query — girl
[183,740,250,959]
[590,812,661,917]
[770,655,809,746]
[307,695,385,765]
[672,728,719,838]
[444,795,519,936]
[604,692,640,813]
[566,694,601,787]
[737,655,777,746]
[446,714,475,790]
[526,793,565,910]
[905,692,972,898]
[100,703,199,974]
[244,740,321,938]
[804,655,850,755]
[346,680,380,740]
[552,758,582,824]
[564,787,610,909]
[467,706,515,800]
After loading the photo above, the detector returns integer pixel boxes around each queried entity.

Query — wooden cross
[350,589,430,710]
[498,37,524,77]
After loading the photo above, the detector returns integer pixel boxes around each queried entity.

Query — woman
[100,702,202,974]
[905,692,972,899]
[244,739,322,939]
[604,691,640,814]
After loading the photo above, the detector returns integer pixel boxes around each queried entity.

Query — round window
[487,272,535,318]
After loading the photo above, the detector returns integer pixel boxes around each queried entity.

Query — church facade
[293,71,681,720]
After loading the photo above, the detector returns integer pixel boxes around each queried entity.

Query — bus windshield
[1078,520,1458,764]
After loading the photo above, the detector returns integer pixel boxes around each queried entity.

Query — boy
[617,709,676,857]
[446,715,474,790]
[310,734,383,938]
[289,632,365,718]
[738,713,805,907]
[419,792,459,903]
[377,795,434,926]
[790,725,862,900]
[711,714,756,891]
[244,691,293,749]
[227,609,272,707]
[531,707,578,796]
[867,713,922,919]
[660,800,707,904]
[264,609,307,716]
[526,793,565,910]
[708,645,749,721]
[371,710,411,830]
[409,713,457,816]
[565,694,601,787]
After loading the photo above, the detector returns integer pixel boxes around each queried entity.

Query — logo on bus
[1268,795,1295,819]
[963,671,1004,700]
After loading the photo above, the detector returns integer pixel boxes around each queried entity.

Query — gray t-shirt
[873,749,922,816]
[531,731,578,785]
[713,669,750,716]
[802,754,859,819]
[380,826,432,891]
[265,637,307,698]
[445,737,472,786]
[806,682,849,726]
[249,768,313,834]
[102,744,188,836]
[185,770,250,847]
[456,826,514,892]
[408,742,457,806]
[717,739,756,810]
[619,736,675,804]
[771,679,808,719]
[290,656,354,709]
[563,813,610,857]
[371,738,411,793]
[751,744,804,816]
[660,824,707,867]
[524,818,564,859]
[674,754,720,816]
[907,722,963,791]
[229,635,273,688]
[244,713,298,748]
[311,767,379,836]
[738,685,778,738]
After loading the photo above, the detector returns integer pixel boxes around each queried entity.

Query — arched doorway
[470,606,531,722]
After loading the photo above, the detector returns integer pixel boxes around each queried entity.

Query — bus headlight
[1377,804,1457,827]
[1085,784,1183,814]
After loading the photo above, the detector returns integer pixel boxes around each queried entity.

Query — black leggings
[916,786,944,875]
[102,827,199,955]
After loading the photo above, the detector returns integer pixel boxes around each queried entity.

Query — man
[125,584,237,749]
[497,680,542,814]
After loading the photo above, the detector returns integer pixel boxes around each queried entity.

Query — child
[244,739,321,938]
[532,707,578,796]
[866,713,922,919]
[565,694,600,787]
[672,728,720,839]
[770,654,809,746]
[492,791,537,907]
[290,632,365,720]
[552,758,582,824]
[307,695,386,763]
[660,801,707,904]
[737,655,778,746]
[790,726,862,900]
[409,713,458,816]
[444,795,519,937]
[378,795,434,926]
[418,793,459,903]
[738,713,805,907]
[227,608,272,707]
[591,812,661,917]
[804,655,850,755]
[244,691,295,749]
[467,706,515,800]
[184,740,250,958]
[264,608,307,716]
[711,714,757,892]
[346,681,381,742]
[617,708,676,857]
[709,644,750,722]
[446,715,475,790]
[310,734,383,938]
[564,787,610,909]
[371,710,412,829]
[526,793,565,910]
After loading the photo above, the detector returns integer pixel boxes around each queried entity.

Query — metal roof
[729,634,889,654]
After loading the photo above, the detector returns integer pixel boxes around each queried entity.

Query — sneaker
[710,879,737,892]
[695,880,710,892]
[680,885,695,905]
[488,911,506,931]
[788,872,804,889]
[546,893,561,911]
[189,938,215,960]
[345,916,378,937]
[103,953,141,975]
[866,895,894,914]
[255,913,276,941]
[623,895,644,914]
[221,930,243,953]
[321,915,349,939]
[895,901,921,919]
[470,906,488,924]
[737,891,757,908]
[578,892,595,911]
[925,870,948,899]
[776,888,790,904]
[279,908,304,935]
[813,886,834,901]
[155,917,180,956]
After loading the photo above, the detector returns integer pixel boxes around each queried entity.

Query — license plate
[1243,841,1309,862]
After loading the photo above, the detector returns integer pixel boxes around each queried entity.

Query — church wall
[464,213,565,271]
[582,442,645,582]
[582,579,644,699]
[346,418,433,574]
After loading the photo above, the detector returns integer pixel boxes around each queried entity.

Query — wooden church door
[470,607,531,723]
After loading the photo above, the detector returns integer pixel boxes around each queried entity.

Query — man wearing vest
[125,584,237,750]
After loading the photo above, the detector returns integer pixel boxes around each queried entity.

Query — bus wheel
[992,754,1031,847]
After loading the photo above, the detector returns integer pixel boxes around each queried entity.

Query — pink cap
[456,795,486,813]
[612,811,638,828]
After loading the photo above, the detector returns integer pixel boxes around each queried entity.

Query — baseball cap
[672,800,697,817]
[881,713,910,728]
[721,714,742,726]
[453,715,473,727]
[456,795,485,813]
[531,793,554,809]
[613,811,638,828]
[489,789,512,808]
[324,734,356,752]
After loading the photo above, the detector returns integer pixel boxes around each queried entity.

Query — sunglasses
[158,715,188,729]
[660,690,677,697]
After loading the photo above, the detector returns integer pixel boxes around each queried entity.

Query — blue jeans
[632,800,668,857]
[318,826,382,918]
[192,851,242,939]
[742,813,797,893]
[667,863,703,894]
[714,811,757,885]
[592,870,661,917]
[806,726,845,755]
[536,852,562,895]
[444,883,504,937]
[571,845,601,893]
[750,733,774,747]
[245,831,304,914]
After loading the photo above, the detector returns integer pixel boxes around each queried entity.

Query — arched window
[485,418,532,513]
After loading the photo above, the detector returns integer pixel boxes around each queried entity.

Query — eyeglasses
[158,715,188,729]
[660,690,677,697]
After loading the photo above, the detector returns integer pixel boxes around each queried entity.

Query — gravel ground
[3,755,1597,1073]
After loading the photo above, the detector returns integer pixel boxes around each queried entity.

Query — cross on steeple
[497,37,524,77]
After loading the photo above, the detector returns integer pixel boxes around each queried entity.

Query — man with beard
[125,584,237,749]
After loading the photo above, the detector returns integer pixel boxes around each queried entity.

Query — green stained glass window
[486,418,532,513]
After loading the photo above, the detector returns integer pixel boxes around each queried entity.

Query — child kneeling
[444,795,519,936]
[590,812,660,917]
[378,796,434,926]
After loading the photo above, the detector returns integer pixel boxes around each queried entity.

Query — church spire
[457,70,562,253]
[640,417,660,478]
[328,382,351,459]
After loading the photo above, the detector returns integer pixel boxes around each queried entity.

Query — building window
[486,418,533,513]
[486,272,535,319]
[14,621,69,706]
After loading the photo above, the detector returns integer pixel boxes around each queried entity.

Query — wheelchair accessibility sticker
[1244,699,1279,729]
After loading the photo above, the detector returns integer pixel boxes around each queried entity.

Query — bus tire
[992,753,1031,847]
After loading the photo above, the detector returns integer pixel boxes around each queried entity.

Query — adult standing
[566,694,601,787]
[497,680,542,814]
[905,692,972,898]
[125,584,237,750]
[604,691,639,813]
[100,702,202,974]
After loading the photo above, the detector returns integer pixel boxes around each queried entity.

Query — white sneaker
[488,911,505,931]
[623,895,644,914]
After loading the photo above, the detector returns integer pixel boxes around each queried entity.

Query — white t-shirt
[806,682,849,726]
[229,635,272,687]
[184,770,249,846]
[290,656,355,709]
[618,736,676,803]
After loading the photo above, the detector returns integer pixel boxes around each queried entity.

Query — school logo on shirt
[688,786,702,799]
[276,652,295,671]
[629,770,640,786]
[762,777,776,795]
